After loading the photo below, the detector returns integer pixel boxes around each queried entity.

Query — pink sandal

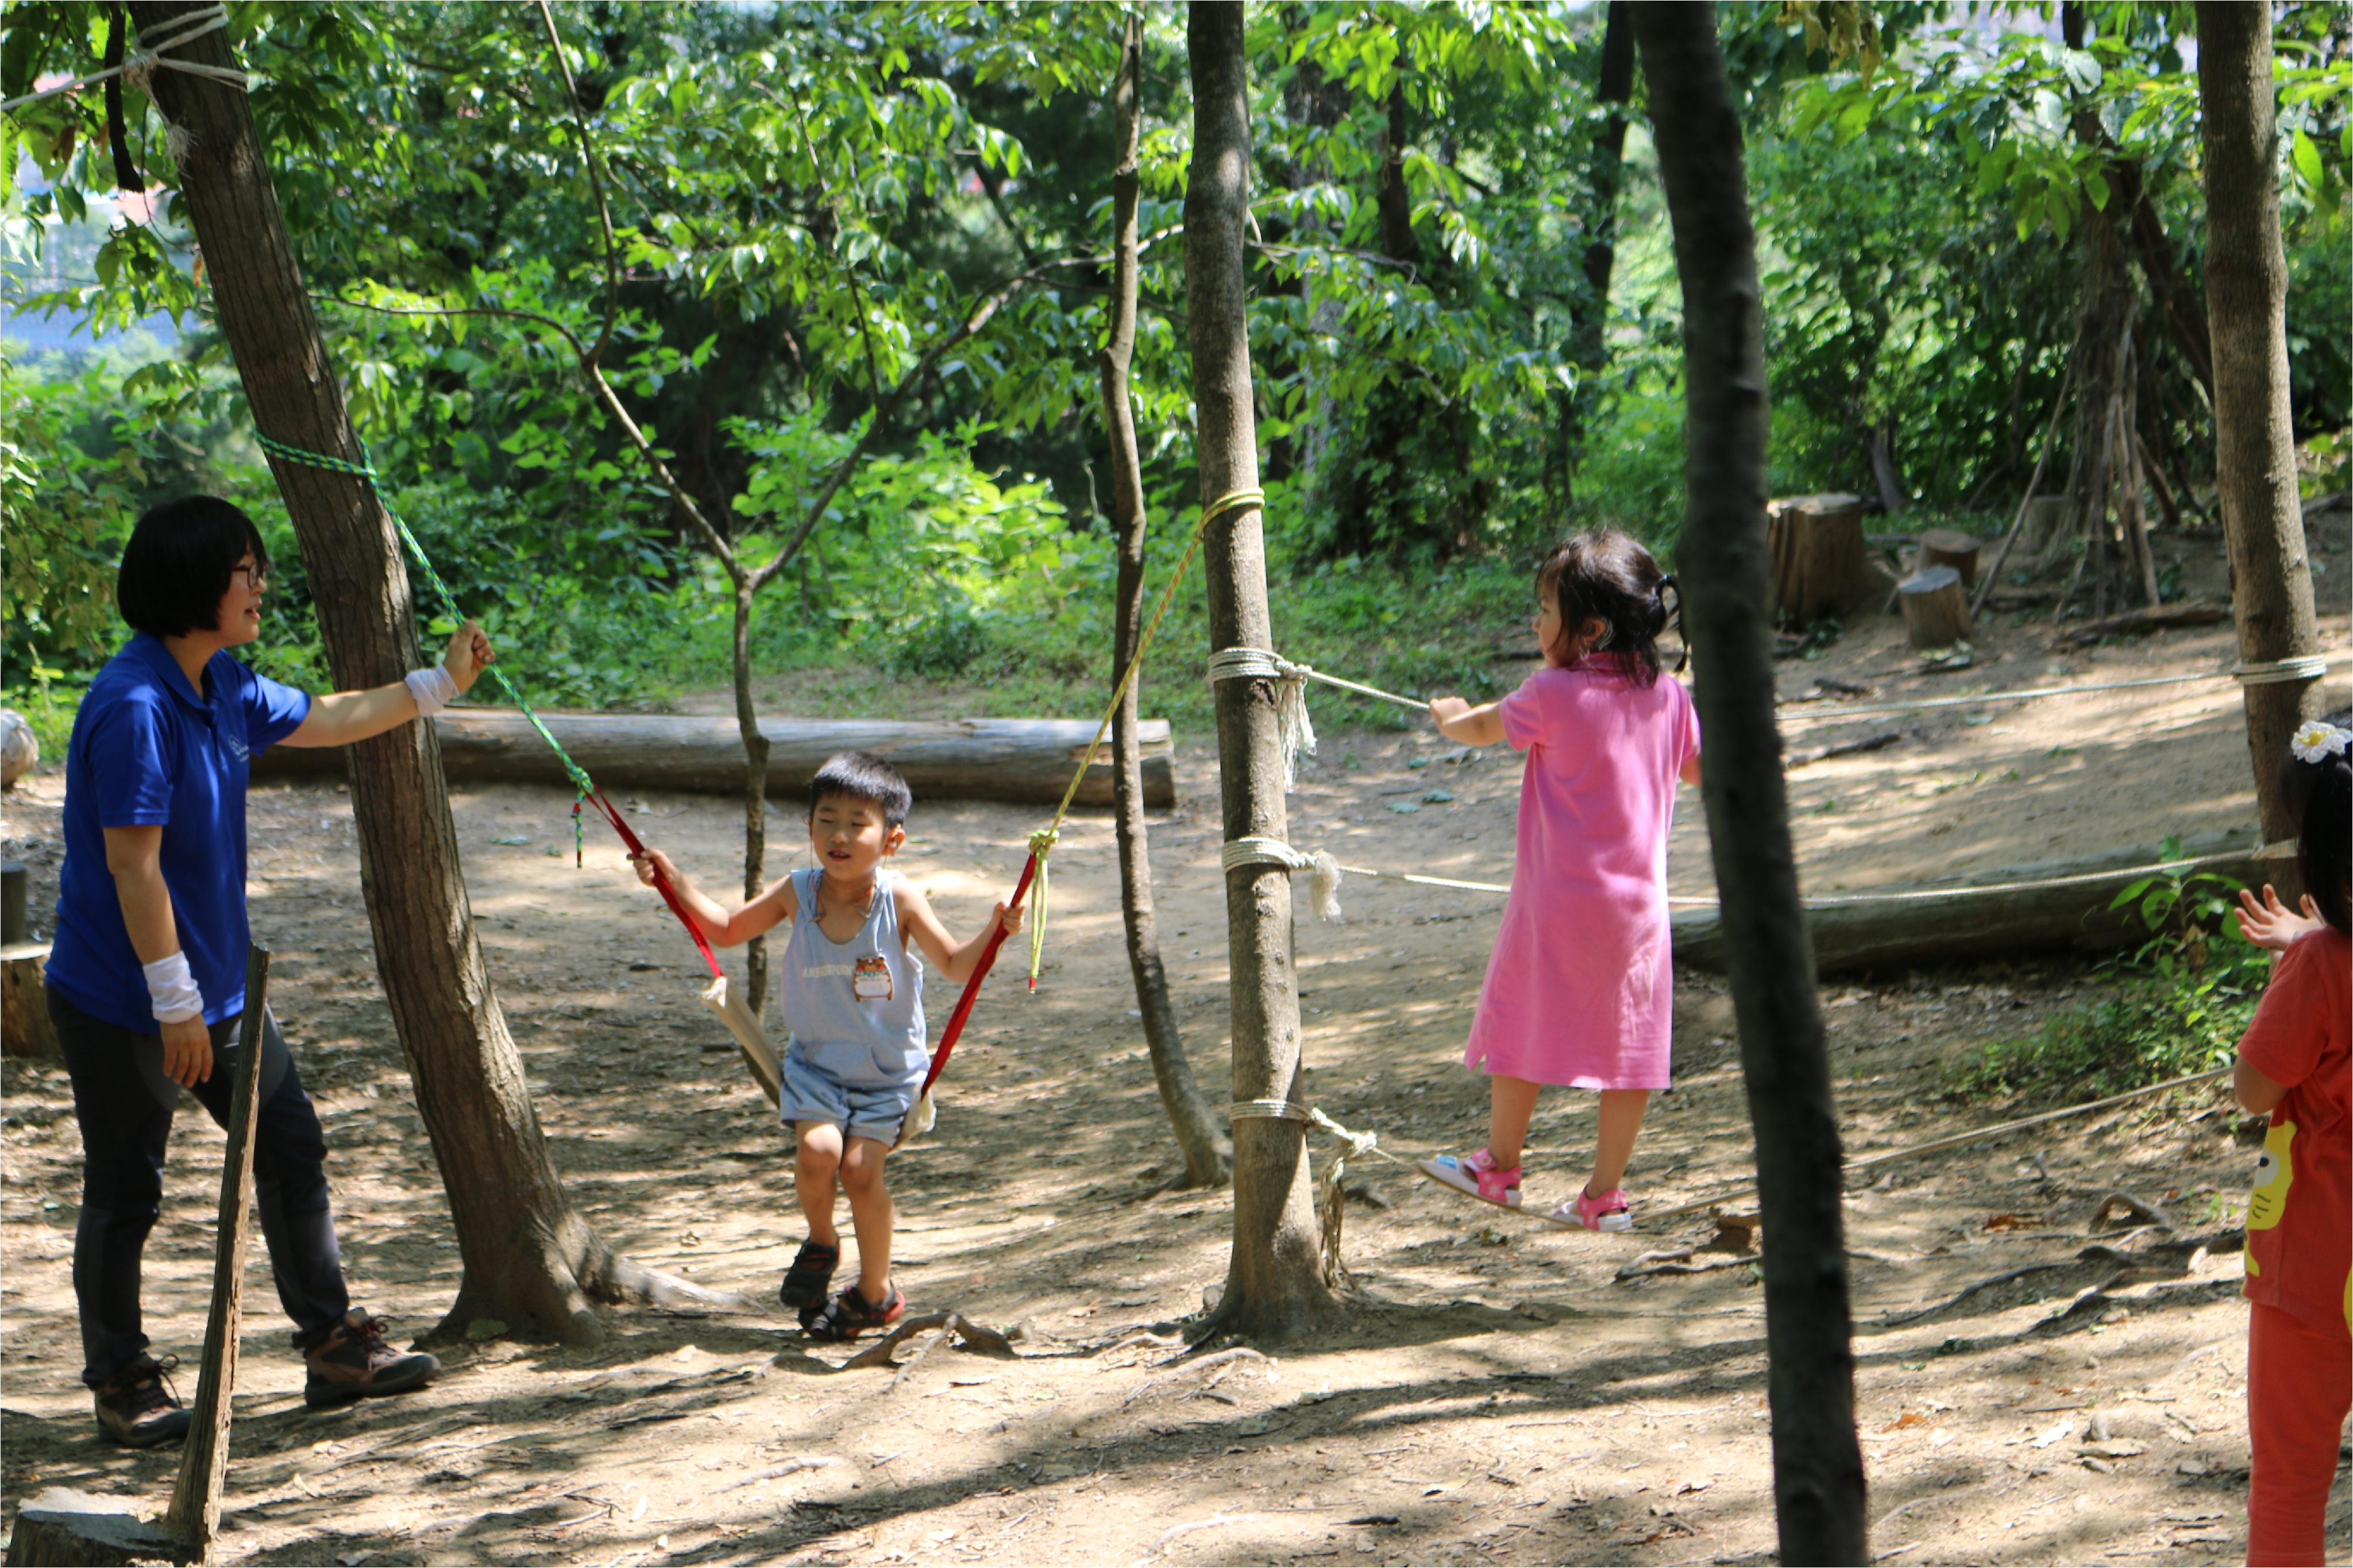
[1418,1149,1522,1208]
[1550,1184,1633,1232]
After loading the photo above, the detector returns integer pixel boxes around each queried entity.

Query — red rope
[920,851,1040,1099]
[577,789,723,982]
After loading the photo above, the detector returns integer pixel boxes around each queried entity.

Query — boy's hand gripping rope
[252,433,724,982]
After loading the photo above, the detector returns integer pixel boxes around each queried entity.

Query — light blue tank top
[775,867,929,1088]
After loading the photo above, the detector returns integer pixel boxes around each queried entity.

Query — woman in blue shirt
[45,495,492,1446]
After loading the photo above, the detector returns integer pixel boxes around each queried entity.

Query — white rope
[1208,648,1318,791]
[1220,837,1344,922]
[0,7,247,114]
[1229,1099,1314,1123]
[2233,655,2333,686]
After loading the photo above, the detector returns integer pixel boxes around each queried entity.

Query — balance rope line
[0,5,249,113]
[916,486,1266,1105]
[252,433,723,986]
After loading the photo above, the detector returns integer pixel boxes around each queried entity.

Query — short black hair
[116,495,271,639]
[807,750,912,829]
[2284,706,2352,934]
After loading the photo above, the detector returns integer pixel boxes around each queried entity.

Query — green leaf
[2292,129,2325,189]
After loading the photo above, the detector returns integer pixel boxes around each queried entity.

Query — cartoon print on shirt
[852,954,893,1002]
[2245,1120,2297,1276]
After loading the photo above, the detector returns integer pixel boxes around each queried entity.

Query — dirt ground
[3,516,2348,1567]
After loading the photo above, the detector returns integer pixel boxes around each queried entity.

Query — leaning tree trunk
[133,0,682,1345]
[731,583,772,1011]
[1102,12,1228,1189]
[2198,3,2326,893]
[1186,0,1337,1340]
[1630,5,1867,1562]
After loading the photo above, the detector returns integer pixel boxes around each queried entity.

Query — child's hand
[442,619,495,694]
[1429,696,1470,728]
[2235,884,2325,952]
[629,848,682,890]
[994,899,1025,938]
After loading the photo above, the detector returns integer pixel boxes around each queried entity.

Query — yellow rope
[1023,486,1264,984]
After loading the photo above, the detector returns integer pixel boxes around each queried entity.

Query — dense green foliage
[1945,844,2271,1102]
[2,2,2346,730]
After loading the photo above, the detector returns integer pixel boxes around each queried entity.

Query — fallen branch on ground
[1787,729,1904,768]
[838,1311,1013,1371]
[2054,601,2231,647]
[714,1457,839,1494]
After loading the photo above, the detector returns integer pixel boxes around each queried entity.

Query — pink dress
[1463,654,1700,1090]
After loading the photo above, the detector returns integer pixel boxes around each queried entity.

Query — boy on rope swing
[628,751,1022,1340]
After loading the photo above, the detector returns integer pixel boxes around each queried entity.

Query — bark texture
[1102,14,1229,1189]
[2198,4,2325,878]
[1629,5,1867,1561]
[132,0,626,1345]
[1186,0,1336,1339]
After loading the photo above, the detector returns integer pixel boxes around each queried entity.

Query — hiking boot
[780,1239,841,1328]
[93,1354,193,1447]
[302,1310,439,1408]
[804,1283,906,1343]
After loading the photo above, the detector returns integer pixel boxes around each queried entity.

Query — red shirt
[2238,926,2352,1334]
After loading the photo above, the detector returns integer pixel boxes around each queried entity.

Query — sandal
[1549,1184,1633,1232]
[780,1240,840,1327]
[1417,1149,1522,1208]
[804,1283,907,1343]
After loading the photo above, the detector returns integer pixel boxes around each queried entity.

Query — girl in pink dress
[1418,530,1701,1230]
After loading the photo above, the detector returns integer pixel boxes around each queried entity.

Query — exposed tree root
[839,1311,1015,1372]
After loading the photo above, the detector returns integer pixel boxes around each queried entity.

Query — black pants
[48,986,351,1389]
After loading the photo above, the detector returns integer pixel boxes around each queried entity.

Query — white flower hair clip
[2290,720,2351,765]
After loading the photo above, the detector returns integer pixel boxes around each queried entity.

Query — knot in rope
[2233,655,2332,686]
[1023,828,1060,988]
[1,6,249,113]
[1208,647,1317,791]
[1220,837,1344,922]
[1307,1106,1380,1159]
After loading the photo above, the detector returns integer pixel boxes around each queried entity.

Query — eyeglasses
[231,563,269,592]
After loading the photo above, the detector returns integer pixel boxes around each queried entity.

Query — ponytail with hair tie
[1656,574,1689,674]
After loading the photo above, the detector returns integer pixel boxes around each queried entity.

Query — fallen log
[1670,828,2263,976]
[2054,600,2231,648]
[256,713,1176,808]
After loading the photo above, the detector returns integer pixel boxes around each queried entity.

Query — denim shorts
[778,1036,927,1144]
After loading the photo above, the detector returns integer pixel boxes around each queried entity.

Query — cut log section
[2,943,57,1058]
[1897,565,1970,649]
[1670,831,2266,976]
[255,714,1176,808]
[1766,493,1868,624]
[1916,527,1983,586]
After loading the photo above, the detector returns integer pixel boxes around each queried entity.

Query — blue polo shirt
[45,634,311,1033]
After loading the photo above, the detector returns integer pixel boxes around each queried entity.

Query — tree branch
[534,0,622,368]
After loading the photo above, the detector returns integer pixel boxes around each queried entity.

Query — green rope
[254,432,599,859]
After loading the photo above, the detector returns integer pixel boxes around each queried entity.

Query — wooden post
[129,0,616,1343]
[1185,0,1336,1340]
[1897,566,1971,649]
[1101,11,1228,1189]
[1630,4,1867,1561]
[164,949,271,1554]
[2199,3,2327,895]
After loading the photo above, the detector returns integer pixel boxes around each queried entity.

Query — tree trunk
[1553,0,1637,505]
[1103,13,1228,1190]
[1186,0,1336,1340]
[1629,5,1866,1562]
[2198,4,2326,886]
[131,0,680,1344]
[731,584,772,1011]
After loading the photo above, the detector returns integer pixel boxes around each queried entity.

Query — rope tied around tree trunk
[0,6,249,114]
[2231,655,2332,686]
[1206,647,1429,792]
[1219,837,1344,922]
[1228,1099,1314,1123]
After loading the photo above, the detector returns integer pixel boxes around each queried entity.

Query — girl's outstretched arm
[630,848,794,946]
[1430,696,1506,747]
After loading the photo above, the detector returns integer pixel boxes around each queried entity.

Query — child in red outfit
[2230,711,2353,1568]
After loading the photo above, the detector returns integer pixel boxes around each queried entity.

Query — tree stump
[1765,493,1867,624]
[2,943,58,1059]
[1916,527,1982,587]
[1897,565,1970,648]
[2018,496,2074,567]
[0,709,36,789]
